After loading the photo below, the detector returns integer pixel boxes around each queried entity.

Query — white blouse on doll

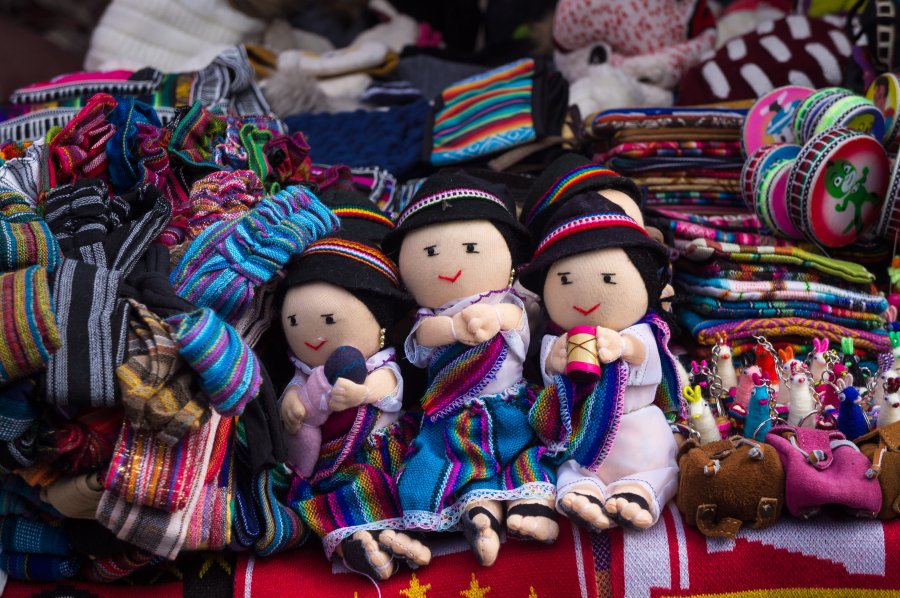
[405,288,529,398]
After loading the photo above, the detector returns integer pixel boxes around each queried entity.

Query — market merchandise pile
[0,0,899,590]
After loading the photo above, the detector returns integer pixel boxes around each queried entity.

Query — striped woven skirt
[290,413,419,558]
[397,383,556,532]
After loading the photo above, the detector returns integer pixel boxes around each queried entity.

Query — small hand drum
[565,326,602,382]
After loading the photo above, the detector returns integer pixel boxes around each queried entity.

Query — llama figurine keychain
[689,356,732,440]
[877,374,900,428]
[681,385,721,444]
[712,332,737,394]
[786,361,818,428]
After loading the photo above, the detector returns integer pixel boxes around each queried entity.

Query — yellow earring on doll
[379,328,386,350]
[508,268,516,287]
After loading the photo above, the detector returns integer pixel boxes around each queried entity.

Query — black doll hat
[282,235,411,329]
[519,192,668,296]
[520,153,641,238]
[381,169,530,262]
[317,186,395,247]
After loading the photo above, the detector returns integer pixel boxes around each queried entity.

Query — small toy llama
[786,361,817,428]
[682,385,720,444]
[877,374,900,429]
[838,385,870,441]
[731,365,761,418]
[810,338,830,383]
[776,346,802,406]
[713,332,737,393]
[745,373,774,442]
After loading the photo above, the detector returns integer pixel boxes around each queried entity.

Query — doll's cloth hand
[281,390,308,434]
[450,312,481,346]
[329,378,370,411]
[460,303,502,343]
[548,333,569,376]
[595,327,624,364]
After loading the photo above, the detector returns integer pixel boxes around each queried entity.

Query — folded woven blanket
[681,296,886,330]
[679,238,875,284]
[677,273,888,313]
[678,310,891,352]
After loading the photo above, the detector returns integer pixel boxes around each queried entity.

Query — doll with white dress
[520,192,683,531]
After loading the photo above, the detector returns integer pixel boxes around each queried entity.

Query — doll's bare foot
[462,500,503,567]
[558,484,612,532]
[604,483,655,530]
[339,531,397,580]
[505,498,559,543]
[378,529,432,568]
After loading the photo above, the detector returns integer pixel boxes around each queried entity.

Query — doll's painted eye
[602,273,617,285]
[424,245,439,257]
[557,272,572,285]
[463,242,479,254]
[323,314,336,325]
[287,315,298,327]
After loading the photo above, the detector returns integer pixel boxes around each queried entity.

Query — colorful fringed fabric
[46,93,118,189]
[0,218,61,272]
[103,411,215,513]
[166,308,261,418]
[167,102,228,173]
[420,335,507,419]
[290,412,419,558]
[183,416,234,551]
[117,300,209,445]
[105,96,163,194]
[0,190,38,222]
[183,170,264,242]
[95,413,221,560]
[169,185,338,325]
[430,58,538,166]
[0,266,60,385]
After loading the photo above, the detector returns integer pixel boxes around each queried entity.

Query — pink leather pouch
[766,425,881,518]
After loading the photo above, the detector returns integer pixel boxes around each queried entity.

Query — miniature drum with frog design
[787,128,890,248]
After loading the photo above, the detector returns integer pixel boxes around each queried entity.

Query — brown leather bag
[676,435,785,538]
[855,421,900,520]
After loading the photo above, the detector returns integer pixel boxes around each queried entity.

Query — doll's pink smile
[572,303,600,315]
[304,340,327,350]
[438,270,462,283]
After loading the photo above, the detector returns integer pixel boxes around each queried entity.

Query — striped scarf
[420,334,507,419]
[530,314,684,470]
